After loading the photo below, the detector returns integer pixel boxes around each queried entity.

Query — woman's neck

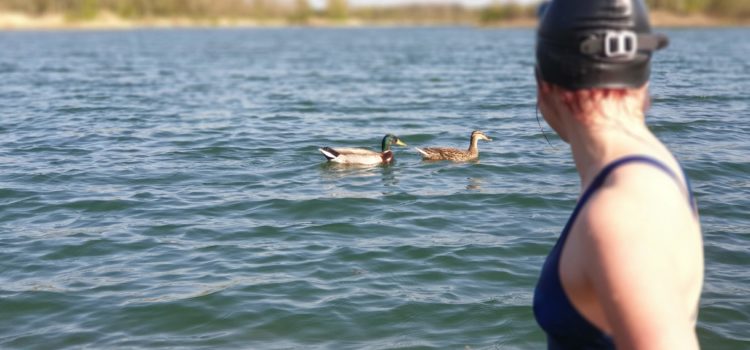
[565,113,658,191]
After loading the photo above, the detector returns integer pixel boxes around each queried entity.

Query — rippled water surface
[1,28,748,349]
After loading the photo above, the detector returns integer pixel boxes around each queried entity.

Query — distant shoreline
[1,11,747,31]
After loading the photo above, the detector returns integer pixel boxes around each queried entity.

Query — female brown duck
[414,130,491,161]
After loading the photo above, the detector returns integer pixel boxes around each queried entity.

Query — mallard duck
[319,134,407,165]
[415,130,492,161]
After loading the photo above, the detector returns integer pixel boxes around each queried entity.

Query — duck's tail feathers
[319,147,340,160]
[414,147,428,156]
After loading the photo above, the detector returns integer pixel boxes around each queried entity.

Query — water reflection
[318,162,401,198]
[381,164,399,188]
[466,177,483,191]
[318,162,383,179]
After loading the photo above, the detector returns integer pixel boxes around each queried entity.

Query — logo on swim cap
[603,31,637,59]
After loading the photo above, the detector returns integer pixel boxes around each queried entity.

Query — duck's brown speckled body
[415,130,491,162]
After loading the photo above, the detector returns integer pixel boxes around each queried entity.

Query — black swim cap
[536,0,668,90]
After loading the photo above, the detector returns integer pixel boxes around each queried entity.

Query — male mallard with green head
[415,130,492,161]
[319,134,407,165]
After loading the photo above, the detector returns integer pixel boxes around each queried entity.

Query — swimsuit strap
[560,155,695,239]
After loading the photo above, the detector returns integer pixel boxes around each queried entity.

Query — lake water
[0,27,748,349]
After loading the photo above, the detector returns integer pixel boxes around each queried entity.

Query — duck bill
[395,139,407,147]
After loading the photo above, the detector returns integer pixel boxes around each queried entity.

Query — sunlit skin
[537,78,704,349]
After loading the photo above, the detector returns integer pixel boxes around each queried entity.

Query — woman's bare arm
[578,164,701,349]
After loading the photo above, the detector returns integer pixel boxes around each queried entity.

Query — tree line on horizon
[646,0,750,18]
[0,0,747,24]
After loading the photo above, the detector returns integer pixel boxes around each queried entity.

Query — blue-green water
[0,28,748,349]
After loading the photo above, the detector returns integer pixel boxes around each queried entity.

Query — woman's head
[535,0,668,90]
[534,0,666,141]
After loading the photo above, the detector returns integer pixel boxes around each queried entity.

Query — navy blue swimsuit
[533,156,695,349]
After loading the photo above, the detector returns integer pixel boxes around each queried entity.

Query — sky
[307,0,535,9]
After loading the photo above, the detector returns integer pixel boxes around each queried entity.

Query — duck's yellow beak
[395,139,407,147]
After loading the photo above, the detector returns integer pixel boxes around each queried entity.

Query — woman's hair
[538,79,650,124]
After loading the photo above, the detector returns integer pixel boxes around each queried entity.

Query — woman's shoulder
[577,156,698,243]
[570,156,704,342]
[571,155,703,292]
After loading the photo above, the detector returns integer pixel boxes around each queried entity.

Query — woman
[532,0,704,349]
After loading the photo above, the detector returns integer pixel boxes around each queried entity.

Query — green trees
[67,0,99,20]
[291,0,312,24]
[647,0,708,13]
[0,0,249,18]
[327,0,348,21]
[480,0,533,24]
[646,0,750,17]
[706,0,750,18]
